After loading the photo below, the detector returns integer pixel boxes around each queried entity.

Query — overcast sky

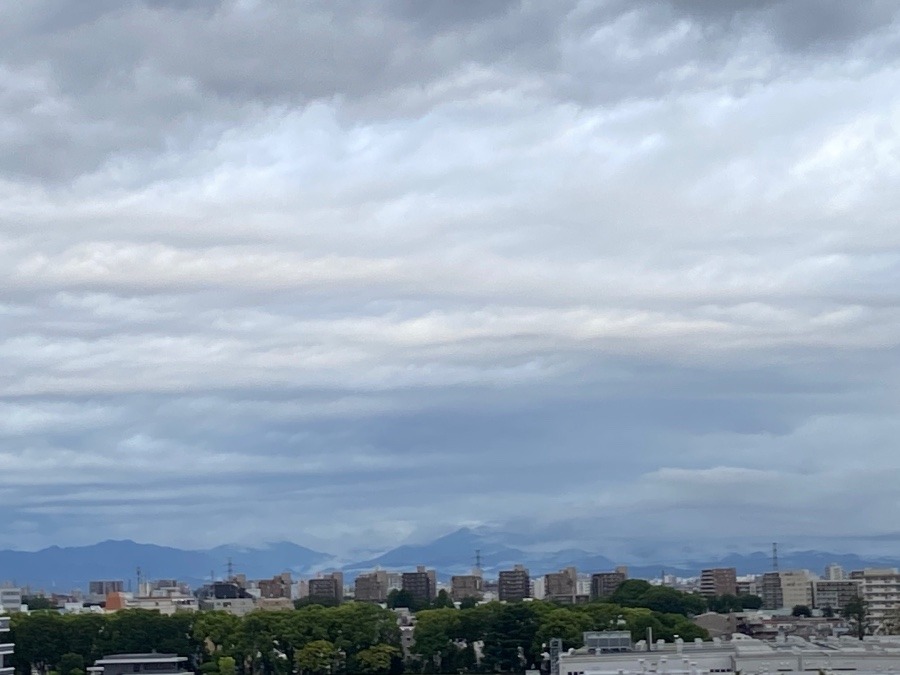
[2,0,900,560]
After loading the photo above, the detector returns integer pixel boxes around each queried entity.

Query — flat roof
[95,655,187,665]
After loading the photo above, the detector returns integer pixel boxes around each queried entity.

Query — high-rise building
[761,572,783,610]
[850,568,900,627]
[825,563,846,581]
[355,571,389,603]
[451,575,483,602]
[761,571,812,610]
[498,565,530,602]
[545,567,578,603]
[257,573,293,599]
[308,572,343,605]
[1,614,14,675]
[0,589,21,614]
[812,579,861,611]
[402,567,436,604]
[591,572,626,600]
[699,568,738,597]
[89,581,124,597]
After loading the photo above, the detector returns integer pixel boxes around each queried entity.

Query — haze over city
[1,0,900,558]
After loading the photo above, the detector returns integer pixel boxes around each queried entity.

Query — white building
[825,564,846,581]
[849,568,900,627]
[0,589,21,614]
[558,633,900,675]
[0,615,13,675]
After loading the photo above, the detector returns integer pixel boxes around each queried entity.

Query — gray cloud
[1,1,899,559]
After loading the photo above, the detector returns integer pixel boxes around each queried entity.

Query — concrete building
[308,573,343,605]
[402,567,436,604]
[762,571,812,610]
[699,568,737,597]
[850,568,900,627]
[0,615,13,675]
[450,574,483,602]
[0,589,21,614]
[257,573,292,600]
[355,570,389,603]
[825,563,846,581]
[781,571,813,610]
[126,596,197,615]
[812,579,861,612]
[88,654,190,675]
[89,581,124,597]
[196,582,256,616]
[761,572,783,610]
[498,565,530,602]
[591,572,626,600]
[556,632,900,675]
[692,612,739,639]
[545,567,578,604]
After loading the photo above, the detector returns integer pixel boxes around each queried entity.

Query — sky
[1,0,900,559]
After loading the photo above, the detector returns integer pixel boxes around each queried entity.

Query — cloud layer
[2,0,900,559]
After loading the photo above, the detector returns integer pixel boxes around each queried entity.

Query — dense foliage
[9,593,710,675]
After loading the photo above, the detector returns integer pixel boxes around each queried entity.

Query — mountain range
[3,528,900,592]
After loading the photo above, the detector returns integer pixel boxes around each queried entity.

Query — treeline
[9,581,717,675]
[9,605,401,675]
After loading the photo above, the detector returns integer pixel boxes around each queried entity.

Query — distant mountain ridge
[3,529,900,591]
[0,539,331,591]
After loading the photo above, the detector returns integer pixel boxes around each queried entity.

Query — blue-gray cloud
[1,0,899,558]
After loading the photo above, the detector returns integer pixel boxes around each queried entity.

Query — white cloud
[1,0,900,556]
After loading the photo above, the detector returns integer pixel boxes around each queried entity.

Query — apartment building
[0,615,13,675]
[0,589,21,614]
[825,563,846,581]
[498,565,530,602]
[850,568,900,626]
[196,582,256,616]
[308,572,343,605]
[545,567,578,604]
[355,570,389,603]
[257,573,293,600]
[761,571,813,610]
[811,579,861,611]
[89,581,124,596]
[401,566,436,604]
[590,571,626,600]
[450,574,483,602]
[699,568,737,597]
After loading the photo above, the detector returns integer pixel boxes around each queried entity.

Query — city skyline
[2,2,900,553]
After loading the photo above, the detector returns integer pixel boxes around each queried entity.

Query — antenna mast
[772,542,779,572]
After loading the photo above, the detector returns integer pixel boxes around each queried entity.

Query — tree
[354,645,400,675]
[58,653,84,675]
[842,596,869,640]
[533,609,591,654]
[707,595,741,614]
[739,594,763,610]
[387,589,422,611]
[482,603,541,673]
[413,608,461,672]
[295,640,339,675]
[791,605,812,618]
[633,587,706,617]
[459,597,479,610]
[23,596,54,611]
[432,590,455,609]
[822,605,835,618]
[609,580,653,606]
[217,656,236,675]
